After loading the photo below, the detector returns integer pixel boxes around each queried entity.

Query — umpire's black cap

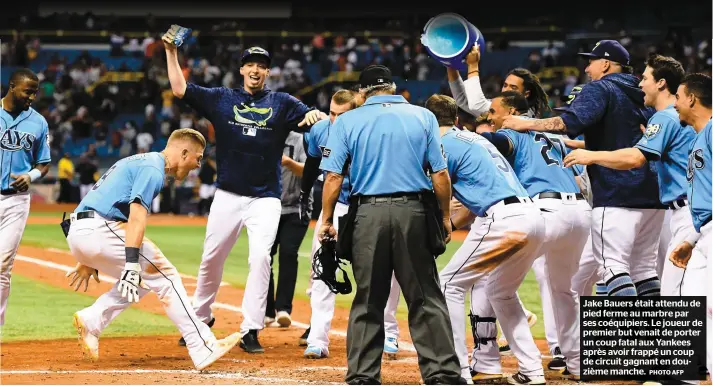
[577,40,630,66]
[358,65,393,88]
[241,46,271,67]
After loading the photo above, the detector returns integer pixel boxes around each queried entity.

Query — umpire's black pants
[346,196,463,385]
[266,212,309,317]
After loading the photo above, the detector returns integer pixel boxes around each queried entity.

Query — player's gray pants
[346,197,462,385]
[0,192,30,326]
[440,199,546,379]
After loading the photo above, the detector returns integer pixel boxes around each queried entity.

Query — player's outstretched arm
[563,148,647,170]
[281,154,304,176]
[162,27,187,98]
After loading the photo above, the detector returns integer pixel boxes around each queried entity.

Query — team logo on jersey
[687,149,705,181]
[644,123,661,139]
[233,104,273,127]
[322,147,331,158]
[0,129,36,152]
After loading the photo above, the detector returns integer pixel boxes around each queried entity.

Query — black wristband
[125,247,140,264]
[450,218,457,231]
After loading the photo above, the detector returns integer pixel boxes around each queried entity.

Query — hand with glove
[298,190,313,226]
[118,249,150,303]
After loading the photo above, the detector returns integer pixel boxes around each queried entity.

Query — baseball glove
[312,237,352,295]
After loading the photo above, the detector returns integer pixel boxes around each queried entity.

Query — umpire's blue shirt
[183,83,312,199]
[560,73,660,209]
[320,95,447,196]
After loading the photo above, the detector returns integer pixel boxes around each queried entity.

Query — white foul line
[13,253,417,352]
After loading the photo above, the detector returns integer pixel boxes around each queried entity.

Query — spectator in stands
[75,154,98,200]
[56,153,75,203]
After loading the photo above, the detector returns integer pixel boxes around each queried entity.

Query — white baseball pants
[660,206,697,296]
[307,203,401,353]
[66,213,218,367]
[191,189,282,334]
[571,232,600,297]
[530,256,558,354]
[0,192,30,326]
[656,209,672,279]
[532,194,591,376]
[593,207,665,290]
[440,200,546,378]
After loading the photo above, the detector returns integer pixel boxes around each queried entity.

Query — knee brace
[468,312,497,350]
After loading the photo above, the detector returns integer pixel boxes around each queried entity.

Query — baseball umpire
[318,65,464,385]
[163,26,326,352]
[503,40,664,297]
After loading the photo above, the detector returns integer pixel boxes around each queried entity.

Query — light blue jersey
[442,128,528,217]
[686,119,712,232]
[76,153,166,222]
[0,107,51,191]
[499,129,580,197]
[635,105,696,204]
[320,95,447,196]
[304,119,351,204]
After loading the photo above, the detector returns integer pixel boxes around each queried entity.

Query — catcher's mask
[312,237,352,295]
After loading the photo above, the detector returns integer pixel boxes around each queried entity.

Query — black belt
[358,193,423,204]
[75,211,96,220]
[536,192,585,200]
[502,196,527,205]
[665,198,687,210]
[1,189,18,195]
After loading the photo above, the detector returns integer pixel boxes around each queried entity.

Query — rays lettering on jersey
[0,129,36,151]
[686,149,705,181]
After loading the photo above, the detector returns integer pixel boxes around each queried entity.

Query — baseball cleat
[194,332,241,371]
[276,311,292,328]
[497,339,512,356]
[298,327,311,346]
[383,336,398,360]
[547,346,566,370]
[506,372,545,385]
[239,329,264,353]
[525,310,537,327]
[470,370,504,384]
[303,345,328,359]
[179,317,214,347]
[559,367,580,381]
[73,312,99,361]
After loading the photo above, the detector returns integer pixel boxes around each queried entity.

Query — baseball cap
[241,46,271,66]
[577,40,630,66]
[358,65,393,88]
[554,84,585,112]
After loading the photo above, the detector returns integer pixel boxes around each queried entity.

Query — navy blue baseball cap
[359,65,393,88]
[577,40,630,66]
[241,46,271,66]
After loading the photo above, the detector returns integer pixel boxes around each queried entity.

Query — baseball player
[264,131,311,328]
[0,68,51,327]
[564,54,695,297]
[480,91,590,380]
[447,50,563,363]
[67,129,241,370]
[162,26,326,353]
[298,89,402,359]
[670,73,712,378]
[425,94,547,385]
[503,40,664,297]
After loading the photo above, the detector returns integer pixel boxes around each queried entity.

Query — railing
[84,71,144,93]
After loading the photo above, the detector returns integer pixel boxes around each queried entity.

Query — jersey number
[92,164,117,191]
[483,143,511,173]
[535,133,566,167]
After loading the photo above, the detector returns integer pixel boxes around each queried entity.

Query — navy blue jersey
[182,83,313,199]
[560,73,661,209]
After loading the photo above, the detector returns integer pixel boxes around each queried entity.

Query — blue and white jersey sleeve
[319,117,350,174]
[130,167,165,211]
[35,118,51,164]
[425,113,448,173]
[635,112,675,159]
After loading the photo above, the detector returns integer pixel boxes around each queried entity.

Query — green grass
[2,274,179,342]
[21,216,546,339]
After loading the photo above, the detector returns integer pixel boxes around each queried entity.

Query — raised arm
[162,27,187,98]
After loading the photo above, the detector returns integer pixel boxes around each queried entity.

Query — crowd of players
[0,20,710,386]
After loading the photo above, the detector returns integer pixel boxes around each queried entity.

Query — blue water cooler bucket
[421,13,485,71]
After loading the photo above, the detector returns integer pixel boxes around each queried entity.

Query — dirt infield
[0,244,582,385]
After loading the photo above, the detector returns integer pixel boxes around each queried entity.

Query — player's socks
[595,282,608,296]
[634,277,661,297]
[606,273,637,296]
